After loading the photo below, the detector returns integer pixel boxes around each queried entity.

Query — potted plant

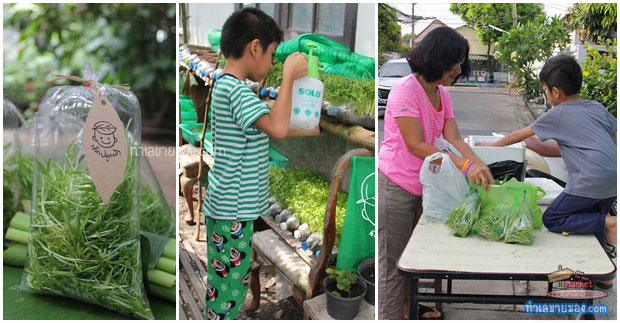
[357,258,375,305]
[323,268,367,320]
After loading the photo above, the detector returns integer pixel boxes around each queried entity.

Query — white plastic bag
[433,137,462,157]
[420,152,470,223]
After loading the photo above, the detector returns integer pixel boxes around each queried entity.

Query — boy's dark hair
[220,8,283,59]
[539,54,582,95]
[406,27,470,83]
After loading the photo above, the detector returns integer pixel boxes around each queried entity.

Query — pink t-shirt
[378,74,455,196]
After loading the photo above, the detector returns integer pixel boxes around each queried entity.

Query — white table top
[398,221,615,278]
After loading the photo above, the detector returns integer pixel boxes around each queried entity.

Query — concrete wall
[354,3,376,58]
[455,25,495,55]
[185,3,235,47]
[185,3,375,58]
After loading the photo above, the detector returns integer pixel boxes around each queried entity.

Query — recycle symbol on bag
[357,172,376,237]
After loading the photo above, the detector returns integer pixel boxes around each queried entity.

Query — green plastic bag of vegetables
[475,178,545,229]
[20,66,154,320]
[445,189,481,237]
[504,194,534,245]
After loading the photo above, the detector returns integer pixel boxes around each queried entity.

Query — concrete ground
[378,86,531,148]
[419,274,616,320]
[378,85,617,320]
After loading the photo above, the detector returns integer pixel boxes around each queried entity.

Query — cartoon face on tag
[83,92,128,204]
[92,121,118,148]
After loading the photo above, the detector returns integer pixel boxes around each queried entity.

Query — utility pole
[181,3,188,44]
[411,4,415,47]
[510,3,517,94]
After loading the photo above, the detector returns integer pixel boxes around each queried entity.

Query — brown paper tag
[83,92,128,204]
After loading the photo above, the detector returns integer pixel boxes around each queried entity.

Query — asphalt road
[378,86,533,148]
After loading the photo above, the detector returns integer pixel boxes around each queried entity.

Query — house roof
[454,24,474,31]
[415,19,448,42]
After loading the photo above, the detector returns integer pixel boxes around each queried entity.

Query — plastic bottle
[191,57,200,69]
[211,68,223,80]
[301,233,323,251]
[294,223,310,241]
[283,215,299,231]
[268,87,278,100]
[268,202,282,216]
[326,104,350,117]
[275,209,292,223]
[187,54,197,66]
[290,43,324,129]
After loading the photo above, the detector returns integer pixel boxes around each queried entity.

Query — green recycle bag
[476,178,546,229]
[336,156,375,272]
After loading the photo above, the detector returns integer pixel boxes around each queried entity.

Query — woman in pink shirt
[377,27,494,319]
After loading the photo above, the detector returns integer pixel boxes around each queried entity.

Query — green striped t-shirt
[202,74,270,220]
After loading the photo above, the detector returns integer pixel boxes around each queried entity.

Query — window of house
[316,4,345,36]
[234,3,358,50]
[242,3,275,19]
[290,4,313,32]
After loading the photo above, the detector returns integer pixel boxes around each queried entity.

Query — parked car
[377,58,412,118]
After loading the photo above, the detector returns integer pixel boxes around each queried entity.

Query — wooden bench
[247,148,375,317]
[179,237,208,320]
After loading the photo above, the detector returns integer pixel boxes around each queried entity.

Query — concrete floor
[377,86,617,320]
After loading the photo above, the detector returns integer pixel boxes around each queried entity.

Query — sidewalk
[420,269,616,320]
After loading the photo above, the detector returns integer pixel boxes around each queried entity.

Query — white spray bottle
[289,44,324,129]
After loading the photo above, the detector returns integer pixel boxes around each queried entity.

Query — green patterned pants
[205,217,253,320]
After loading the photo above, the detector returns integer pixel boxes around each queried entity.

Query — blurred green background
[3,3,176,137]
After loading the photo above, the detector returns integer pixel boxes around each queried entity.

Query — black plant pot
[323,277,367,320]
[357,258,375,305]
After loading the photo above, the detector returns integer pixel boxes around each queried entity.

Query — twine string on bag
[53,74,131,93]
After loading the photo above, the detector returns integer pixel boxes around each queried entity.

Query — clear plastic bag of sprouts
[3,115,36,231]
[19,64,154,319]
[140,156,175,237]
[3,98,25,231]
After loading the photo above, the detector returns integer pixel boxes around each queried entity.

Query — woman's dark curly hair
[406,27,470,83]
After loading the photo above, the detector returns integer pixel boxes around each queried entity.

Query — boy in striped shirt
[202,8,319,320]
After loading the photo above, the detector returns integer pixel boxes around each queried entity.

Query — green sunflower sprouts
[445,192,481,237]
[22,140,154,319]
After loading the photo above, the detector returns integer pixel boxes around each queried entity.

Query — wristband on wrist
[461,159,471,174]
[464,160,474,175]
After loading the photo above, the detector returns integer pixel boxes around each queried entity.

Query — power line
[545,3,572,12]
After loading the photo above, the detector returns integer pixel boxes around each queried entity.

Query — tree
[581,39,617,117]
[403,33,412,45]
[494,15,571,100]
[449,3,544,74]
[3,3,176,127]
[568,3,617,43]
[378,3,402,66]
